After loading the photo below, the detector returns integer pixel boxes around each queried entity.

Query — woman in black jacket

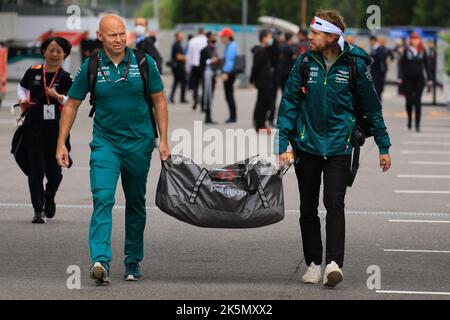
[398,32,432,132]
[16,37,73,223]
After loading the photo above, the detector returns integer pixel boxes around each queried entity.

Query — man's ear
[96,30,102,42]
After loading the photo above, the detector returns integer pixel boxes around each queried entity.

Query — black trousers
[224,74,237,121]
[201,74,216,121]
[403,76,425,129]
[253,87,274,129]
[294,152,351,268]
[25,124,62,213]
[190,66,202,108]
[170,67,186,102]
[266,86,278,123]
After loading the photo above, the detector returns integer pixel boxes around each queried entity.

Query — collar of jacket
[99,47,131,66]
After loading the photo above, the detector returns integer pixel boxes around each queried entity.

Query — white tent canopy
[258,16,300,34]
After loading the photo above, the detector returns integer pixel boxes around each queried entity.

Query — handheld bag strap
[87,53,99,118]
[247,169,269,208]
[133,49,159,139]
[257,183,269,209]
[189,168,209,204]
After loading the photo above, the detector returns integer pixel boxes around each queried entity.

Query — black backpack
[300,55,372,187]
[87,49,159,138]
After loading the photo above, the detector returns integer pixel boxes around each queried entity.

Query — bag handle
[257,183,269,208]
[245,169,260,193]
[246,169,269,208]
[161,154,173,170]
[189,168,209,204]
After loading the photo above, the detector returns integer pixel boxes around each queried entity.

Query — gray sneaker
[89,262,111,285]
[323,261,343,287]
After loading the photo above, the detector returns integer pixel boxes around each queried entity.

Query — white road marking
[419,127,450,132]
[408,133,450,138]
[1,203,450,217]
[0,119,15,125]
[408,161,450,166]
[397,174,450,179]
[376,290,450,296]
[395,190,450,194]
[384,249,450,253]
[69,166,90,171]
[389,219,450,224]
[401,150,450,155]
[402,141,450,146]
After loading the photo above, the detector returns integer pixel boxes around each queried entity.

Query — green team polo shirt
[68,47,164,154]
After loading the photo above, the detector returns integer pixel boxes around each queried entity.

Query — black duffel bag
[155,154,288,228]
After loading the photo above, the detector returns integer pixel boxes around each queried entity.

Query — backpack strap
[348,55,357,98]
[300,56,310,95]
[87,53,99,118]
[347,55,371,187]
[133,49,159,139]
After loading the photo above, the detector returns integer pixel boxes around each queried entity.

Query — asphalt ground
[0,77,449,300]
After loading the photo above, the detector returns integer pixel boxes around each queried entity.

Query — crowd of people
[165,24,439,134]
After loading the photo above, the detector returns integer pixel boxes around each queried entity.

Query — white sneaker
[323,261,343,287]
[302,262,322,284]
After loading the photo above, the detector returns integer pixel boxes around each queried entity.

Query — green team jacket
[275,42,391,157]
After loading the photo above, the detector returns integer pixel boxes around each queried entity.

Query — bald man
[56,14,170,285]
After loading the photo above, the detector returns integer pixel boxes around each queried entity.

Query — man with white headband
[276,10,392,288]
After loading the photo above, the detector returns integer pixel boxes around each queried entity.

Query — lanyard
[97,52,131,83]
[43,65,60,105]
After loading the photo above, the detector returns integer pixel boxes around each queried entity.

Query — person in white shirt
[186,28,207,110]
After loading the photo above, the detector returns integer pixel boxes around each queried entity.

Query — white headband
[310,16,345,51]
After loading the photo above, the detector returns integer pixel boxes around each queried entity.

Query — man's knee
[323,193,345,214]
[92,188,115,207]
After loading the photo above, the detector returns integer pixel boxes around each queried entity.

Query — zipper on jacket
[310,52,346,158]
[311,51,345,85]
[300,124,306,140]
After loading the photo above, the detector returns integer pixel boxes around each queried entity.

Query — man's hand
[222,73,229,82]
[19,99,30,112]
[277,152,295,169]
[56,143,70,168]
[159,140,170,161]
[380,154,391,172]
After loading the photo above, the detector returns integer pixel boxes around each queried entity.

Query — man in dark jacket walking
[200,32,220,124]
[134,17,163,74]
[369,36,393,101]
[251,29,276,133]
[276,10,392,288]
[169,32,188,103]
[279,32,298,94]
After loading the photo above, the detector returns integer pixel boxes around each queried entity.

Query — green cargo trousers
[89,143,151,265]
